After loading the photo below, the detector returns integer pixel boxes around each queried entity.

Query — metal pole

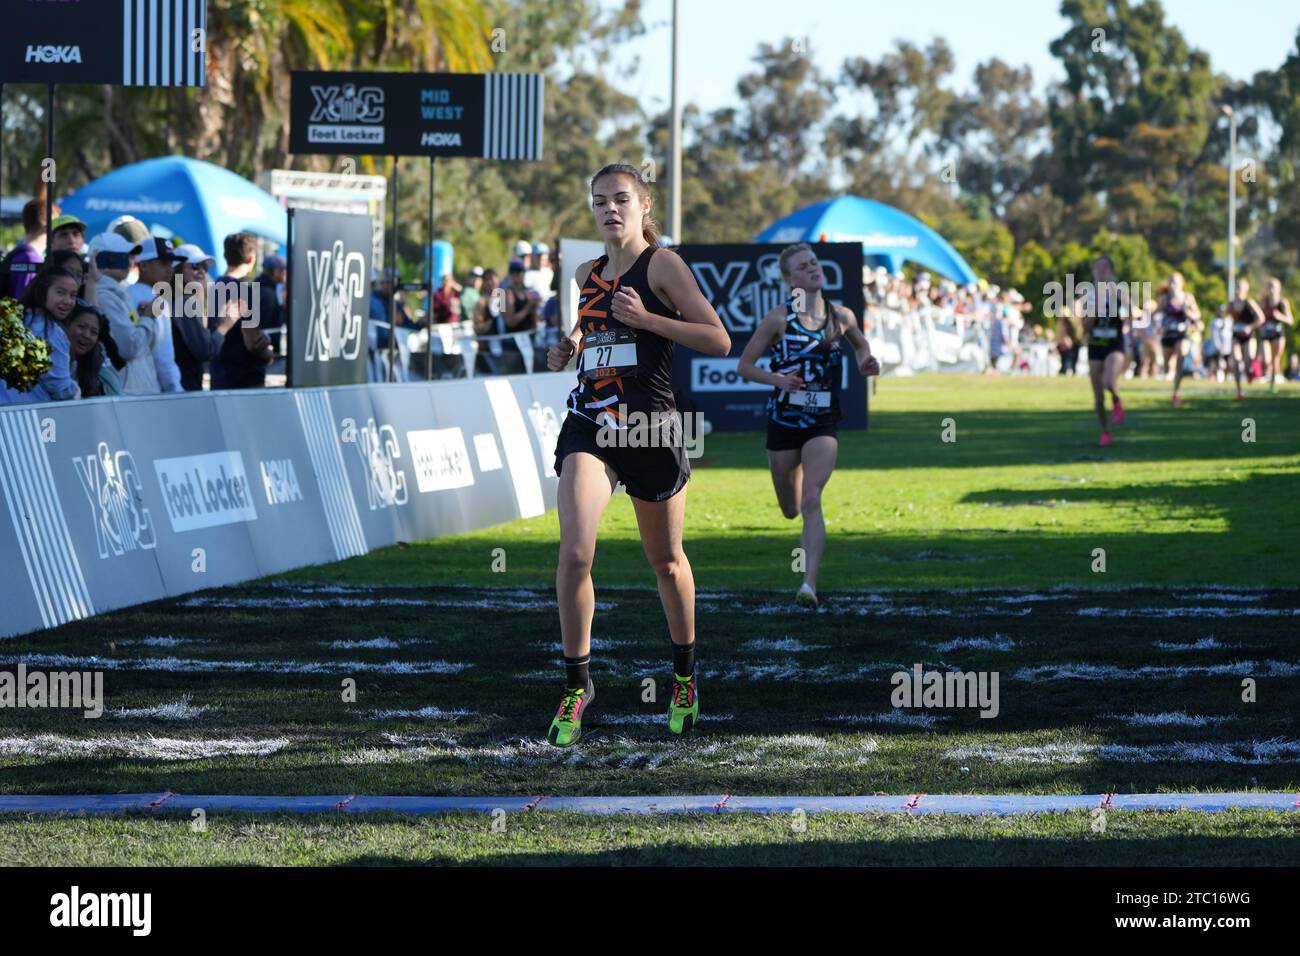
[669,0,682,243]
[427,156,435,381]
[45,84,55,252]
[1226,109,1237,296]
[388,155,398,382]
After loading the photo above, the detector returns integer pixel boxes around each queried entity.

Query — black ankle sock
[672,641,695,679]
[564,654,591,690]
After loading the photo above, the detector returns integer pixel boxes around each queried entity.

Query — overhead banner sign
[671,242,867,433]
[1,0,207,86]
[289,70,544,159]
[287,208,372,388]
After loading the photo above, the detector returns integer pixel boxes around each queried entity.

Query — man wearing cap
[91,230,160,394]
[112,217,184,393]
[170,244,224,390]
[524,242,554,303]
[50,214,88,255]
[1,198,59,299]
[255,253,288,353]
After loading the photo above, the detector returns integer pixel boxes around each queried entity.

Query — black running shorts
[766,420,838,452]
[554,411,690,502]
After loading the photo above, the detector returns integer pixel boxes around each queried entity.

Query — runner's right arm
[546,260,594,372]
[738,306,802,390]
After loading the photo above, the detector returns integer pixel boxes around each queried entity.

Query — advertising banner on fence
[670,242,867,433]
[0,373,575,639]
[289,70,544,159]
[287,208,372,388]
[1,0,207,86]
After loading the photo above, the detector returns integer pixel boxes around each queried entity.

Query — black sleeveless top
[767,298,842,429]
[567,245,678,427]
[211,277,265,389]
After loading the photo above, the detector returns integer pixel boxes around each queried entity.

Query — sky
[598,0,1300,115]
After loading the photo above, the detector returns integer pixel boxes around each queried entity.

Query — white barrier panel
[0,373,576,639]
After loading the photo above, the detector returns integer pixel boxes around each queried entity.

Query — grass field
[2,373,1298,866]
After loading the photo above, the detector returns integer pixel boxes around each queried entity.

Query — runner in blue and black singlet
[764,295,844,447]
[738,243,878,609]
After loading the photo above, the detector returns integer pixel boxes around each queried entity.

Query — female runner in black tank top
[1227,277,1264,399]
[1257,277,1293,392]
[737,243,878,609]
[1157,271,1201,406]
[541,163,730,747]
[1077,254,1129,447]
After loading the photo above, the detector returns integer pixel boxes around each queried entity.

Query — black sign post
[286,208,372,388]
[671,242,868,432]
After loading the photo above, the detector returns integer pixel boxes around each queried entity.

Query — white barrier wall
[0,374,573,639]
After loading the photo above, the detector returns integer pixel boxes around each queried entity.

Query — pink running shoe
[1100,431,1112,447]
[1172,393,1182,406]
[1112,400,1125,425]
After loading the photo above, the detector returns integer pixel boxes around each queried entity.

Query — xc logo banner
[288,209,373,387]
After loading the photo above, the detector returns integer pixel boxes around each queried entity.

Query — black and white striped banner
[482,73,544,161]
[122,0,208,87]
[1,0,206,86]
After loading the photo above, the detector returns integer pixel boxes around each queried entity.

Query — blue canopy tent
[59,156,287,258]
[756,196,977,284]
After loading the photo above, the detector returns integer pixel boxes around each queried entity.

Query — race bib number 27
[580,328,639,379]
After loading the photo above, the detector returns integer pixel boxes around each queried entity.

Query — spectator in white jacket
[110,217,183,393]
[90,231,158,395]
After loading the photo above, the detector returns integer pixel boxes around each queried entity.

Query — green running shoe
[547,679,595,747]
[667,673,699,735]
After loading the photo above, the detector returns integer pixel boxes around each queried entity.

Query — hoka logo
[26,45,82,64]
[420,132,462,147]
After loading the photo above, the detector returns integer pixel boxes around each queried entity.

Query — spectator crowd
[6,196,1290,404]
[860,264,1298,385]
[0,197,286,405]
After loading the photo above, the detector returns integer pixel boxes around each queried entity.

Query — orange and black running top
[567,244,679,428]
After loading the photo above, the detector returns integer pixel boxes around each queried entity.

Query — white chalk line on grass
[931,635,1017,652]
[741,638,827,653]
[1015,660,1300,681]
[0,733,291,760]
[825,711,945,728]
[945,738,1300,765]
[334,732,880,772]
[112,636,212,648]
[367,706,480,720]
[1154,637,1227,651]
[1079,606,1300,618]
[0,653,470,676]
[1103,711,1235,728]
[597,712,735,726]
[111,696,211,721]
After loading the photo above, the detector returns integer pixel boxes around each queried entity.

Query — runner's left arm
[838,305,880,376]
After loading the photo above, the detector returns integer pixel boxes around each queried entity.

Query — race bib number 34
[784,388,831,409]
